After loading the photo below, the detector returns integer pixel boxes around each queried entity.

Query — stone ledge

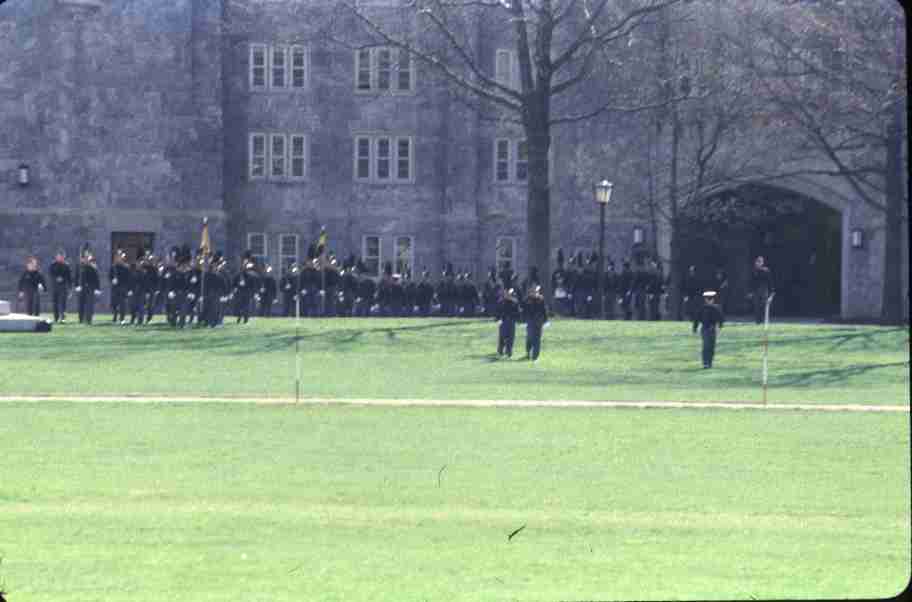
[57,0,104,8]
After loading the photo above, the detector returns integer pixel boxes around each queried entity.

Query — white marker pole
[762,292,775,405]
[295,270,302,404]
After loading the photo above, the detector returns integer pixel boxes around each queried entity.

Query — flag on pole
[316,226,327,257]
[200,217,211,257]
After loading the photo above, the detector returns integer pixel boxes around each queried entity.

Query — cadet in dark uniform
[233,258,258,324]
[280,263,298,317]
[523,285,549,361]
[258,264,277,317]
[751,256,774,324]
[604,260,617,320]
[647,260,664,321]
[697,290,725,369]
[496,287,520,358]
[201,259,224,327]
[76,253,101,325]
[712,266,729,315]
[417,270,435,316]
[142,253,161,324]
[339,264,358,317]
[48,251,72,323]
[109,249,131,324]
[682,264,703,328]
[18,256,46,316]
[618,261,633,320]
[355,261,376,317]
[161,248,181,327]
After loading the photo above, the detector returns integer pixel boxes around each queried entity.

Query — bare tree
[731,0,907,323]
[320,0,682,296]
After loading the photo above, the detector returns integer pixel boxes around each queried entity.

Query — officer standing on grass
[48,250,72,323]
[76,253,101,325]
[18,255,46,316]
[496,287,521,358]
[523,285,549,361]
[110,249,131,324]
[697,290,724,369]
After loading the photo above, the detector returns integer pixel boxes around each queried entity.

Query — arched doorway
[680,183,842,318]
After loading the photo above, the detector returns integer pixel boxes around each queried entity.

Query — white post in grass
[762,292,776,405]
[295,268,302,404]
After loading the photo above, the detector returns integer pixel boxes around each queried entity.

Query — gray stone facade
[0,0,905,319]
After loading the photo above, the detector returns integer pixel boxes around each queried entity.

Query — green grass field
[0,318,908,600]
[0,403,908,601]
[0,316,908,404]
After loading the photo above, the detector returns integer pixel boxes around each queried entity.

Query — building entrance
[680,184,841,318]
[111,232,156,264]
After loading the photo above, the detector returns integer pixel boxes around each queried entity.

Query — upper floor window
[354,135,414,183]
[247,233,268,266]
[493,139,528,184]
[495,49,519,89]
[249,132,308,181]
[250,44,309,91]
[355,46,414,93]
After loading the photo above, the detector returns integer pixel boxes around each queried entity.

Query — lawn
[0,316,908,405]
[0,402,908,601]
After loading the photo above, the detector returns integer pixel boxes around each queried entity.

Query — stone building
[0,0,906,319]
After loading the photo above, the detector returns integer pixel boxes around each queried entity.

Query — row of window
[248,133,528,184]
[249,44,518,93]
[245,232,517,278]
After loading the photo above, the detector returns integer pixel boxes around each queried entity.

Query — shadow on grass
[24,319,484,361]
[775,361,911,387]
[720,327,908,353]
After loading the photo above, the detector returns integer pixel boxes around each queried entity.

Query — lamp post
[594,180,614,319]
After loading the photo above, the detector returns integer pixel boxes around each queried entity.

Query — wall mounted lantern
[850,228,864,249]
[633,226,644,245]
[17,163,29,186]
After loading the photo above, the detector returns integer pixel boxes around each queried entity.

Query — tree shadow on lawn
[487,360,909,392]
[720,327,908,354]
[23,319,484,361]
[774,361,910,387]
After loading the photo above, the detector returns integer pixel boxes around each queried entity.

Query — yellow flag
[200,217,211,257]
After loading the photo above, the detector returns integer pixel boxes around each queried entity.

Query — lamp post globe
[593,180,613,319]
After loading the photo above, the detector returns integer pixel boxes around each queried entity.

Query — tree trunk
[527,130,552,299]
[881,100,905,324]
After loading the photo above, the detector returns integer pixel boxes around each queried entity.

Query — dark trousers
[111,289,128,322]
[498,320,516,356]
[21,290,40,316]
[526,322,543,360]
[52,287,68,321]
[259,294,274,317]
[283,293,294,317]
[235,293,252,323]
[129,292,146,324]
[78,290,96,324]
[753,287,769,324]
[701,326,717,367]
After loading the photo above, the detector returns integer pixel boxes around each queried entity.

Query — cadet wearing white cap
[697,290,725,369]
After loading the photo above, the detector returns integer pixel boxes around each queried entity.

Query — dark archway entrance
[680,184,841,318]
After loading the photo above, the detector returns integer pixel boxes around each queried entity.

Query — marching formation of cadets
[16,242,769,368]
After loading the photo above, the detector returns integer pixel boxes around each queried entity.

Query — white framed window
[291,45,308,89]
[495,48,518,88]
[270,45,287,89]
[516,140,528,182]
[496,237,516,274]
[279,234,299,269]
[290,134,307,179]
[247,233,267,266]
[494,139,529,184]
[353,135,414,183]
[362,235,382,278]
[395,236,414,277]
[270,134,287,178]
[249,133,267,179]
[355,136,371,181]
[354,47,415,93]
[495,139,511,182]
[250,44,309,91]
[250,44,267,90]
